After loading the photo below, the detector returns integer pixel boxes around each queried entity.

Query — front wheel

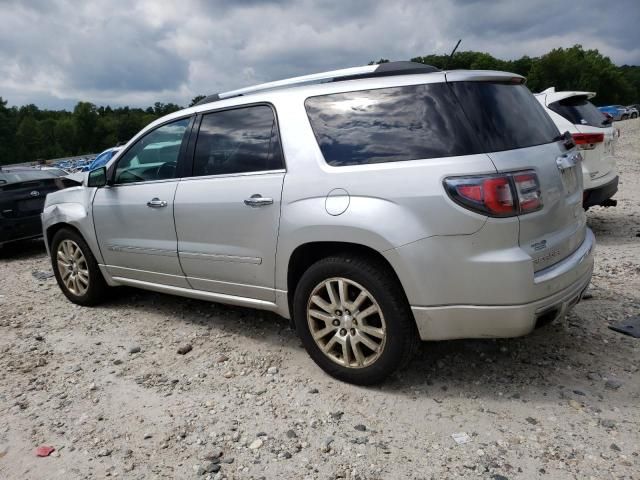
[51,228,108,306]
[293,255,418,385]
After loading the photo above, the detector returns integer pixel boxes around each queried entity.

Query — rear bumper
[0,215,43,246]
[583,175,618,208]
[410,229,595,341]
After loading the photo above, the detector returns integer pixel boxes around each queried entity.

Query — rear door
[173,104,285,301]
[449,80,585,271]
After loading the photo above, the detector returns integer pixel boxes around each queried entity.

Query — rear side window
[305,84,480,166]
[548,96,608,128]
[192,105,282,176]
[449,82,559,153]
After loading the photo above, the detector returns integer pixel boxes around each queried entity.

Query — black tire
[50,228,108,306]
[293,254,418,385]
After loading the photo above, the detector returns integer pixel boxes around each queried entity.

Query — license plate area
[560,165,579,195]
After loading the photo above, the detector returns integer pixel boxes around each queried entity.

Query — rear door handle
[147,198,168,208]
[244,194,273,207]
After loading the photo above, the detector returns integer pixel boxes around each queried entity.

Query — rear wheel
[293,255,418,385]
[51,228,108,306]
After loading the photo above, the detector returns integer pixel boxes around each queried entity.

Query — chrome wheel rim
[56,239,89,296]
[307,277,386,369]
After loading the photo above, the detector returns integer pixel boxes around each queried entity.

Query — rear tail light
[444,170,543,217]
[572,133,604,150]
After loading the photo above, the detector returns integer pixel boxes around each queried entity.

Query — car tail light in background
[572,133,604,150]
[444,170,543,217]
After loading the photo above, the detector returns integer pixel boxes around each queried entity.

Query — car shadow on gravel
[95,287,635,406]
[0,238,47,260]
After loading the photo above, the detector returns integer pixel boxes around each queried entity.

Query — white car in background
[536,88,619,209]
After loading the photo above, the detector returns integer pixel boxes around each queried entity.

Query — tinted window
[192,105,282,176]
[115,118,190,184]
[449,82,559,152]
[305,84,480,166]
[549,96,608,128]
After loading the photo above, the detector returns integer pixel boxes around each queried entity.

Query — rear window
[448,82,560,153]
[305,82,560,167]
[548,96,608,128]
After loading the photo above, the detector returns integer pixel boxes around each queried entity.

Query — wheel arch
[285,241,409,321]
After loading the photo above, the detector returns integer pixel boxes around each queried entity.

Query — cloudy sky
[1,0,638,110]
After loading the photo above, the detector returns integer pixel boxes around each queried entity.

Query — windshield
[0,169,58,186]
[549,96,609,127]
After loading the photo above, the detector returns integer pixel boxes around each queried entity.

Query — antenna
[444,39,462,70]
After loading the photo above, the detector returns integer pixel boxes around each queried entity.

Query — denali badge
[533,248,562,266]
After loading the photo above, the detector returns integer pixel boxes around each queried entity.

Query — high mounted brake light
[444,170,543,217]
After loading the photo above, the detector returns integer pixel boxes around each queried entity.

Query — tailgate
[487,141,586,272]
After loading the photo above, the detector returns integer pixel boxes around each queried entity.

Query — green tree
[73,102,98,152]
[189,95,206,106]
[15,116,43,162]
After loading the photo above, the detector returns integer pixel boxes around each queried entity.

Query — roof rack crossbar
[196,61,439,106]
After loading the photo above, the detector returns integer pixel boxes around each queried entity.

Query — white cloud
[0,0,637,109]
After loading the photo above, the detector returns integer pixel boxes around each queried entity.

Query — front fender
[42,187,101,263]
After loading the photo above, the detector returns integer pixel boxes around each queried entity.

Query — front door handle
[147,198,168,208]
[244,194,273,207]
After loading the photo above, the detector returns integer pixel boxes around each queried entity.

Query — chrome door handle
[244,194,273,207]
[147,198,168,208]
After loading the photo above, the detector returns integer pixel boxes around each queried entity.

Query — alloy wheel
[306,277,386,369]
[56,239,89,296]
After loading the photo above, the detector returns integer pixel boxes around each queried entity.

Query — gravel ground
[1,120,639,480]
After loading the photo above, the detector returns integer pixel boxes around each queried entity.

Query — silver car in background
[42,62,594,384]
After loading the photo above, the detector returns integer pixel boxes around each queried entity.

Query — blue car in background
[82,147,122,172]
[598,105,628,121]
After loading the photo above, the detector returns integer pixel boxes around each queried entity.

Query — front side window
[192,105,282,177]
[114,118,190,184]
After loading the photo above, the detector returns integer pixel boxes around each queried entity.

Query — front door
[93,116,192,287]
[174,105,285,301]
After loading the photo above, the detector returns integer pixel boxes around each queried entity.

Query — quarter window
[192,105,282,177]
[114,117,190,184]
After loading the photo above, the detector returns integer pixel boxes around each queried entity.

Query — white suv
[535,88,618,208]
[42,62,594,384]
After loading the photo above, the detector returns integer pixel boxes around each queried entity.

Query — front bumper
[410,229,595,341]
[583,175,618,208]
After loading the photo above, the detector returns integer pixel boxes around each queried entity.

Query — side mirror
[87,167,107,188]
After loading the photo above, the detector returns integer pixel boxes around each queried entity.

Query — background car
[536,87,618,209]
[626,106,639,118]
[1,167,79,248]
[82,147,122,172]
[598,105,628,121]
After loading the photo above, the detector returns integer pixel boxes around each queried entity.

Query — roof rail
[196,61,438,106]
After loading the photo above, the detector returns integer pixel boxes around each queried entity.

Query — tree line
[1,45,638,166]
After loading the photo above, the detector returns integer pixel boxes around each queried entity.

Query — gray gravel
[0,120,639,479]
